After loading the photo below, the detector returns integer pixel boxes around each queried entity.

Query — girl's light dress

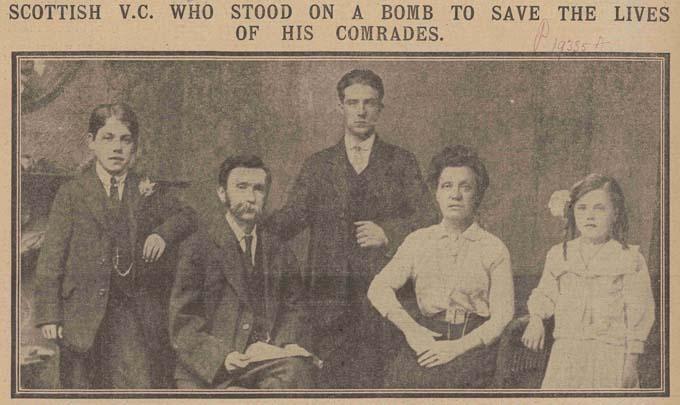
[528,238,655,388]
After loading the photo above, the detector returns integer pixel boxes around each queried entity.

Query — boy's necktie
[109,176,120,207]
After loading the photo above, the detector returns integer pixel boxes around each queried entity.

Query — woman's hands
[404,325,481,368]
[417,340,466,368]
[403,324,441,355]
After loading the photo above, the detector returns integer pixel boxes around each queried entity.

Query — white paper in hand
[244,342,312,363]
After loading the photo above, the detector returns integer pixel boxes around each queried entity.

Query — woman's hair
[563,173,628,258]
[428,145,489,211]
[88,103,139,145]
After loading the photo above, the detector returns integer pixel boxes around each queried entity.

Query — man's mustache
[232,202,262,217]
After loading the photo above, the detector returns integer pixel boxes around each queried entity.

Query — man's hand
[521,315,545,351]
[224,351,250,372]
[354,221,388,248]
[403,325,441,355]
[622,353,640,388]
[417,340,465,368]
[142,233,166,262]
[41,324,63,340]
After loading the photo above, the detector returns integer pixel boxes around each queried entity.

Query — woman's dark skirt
[384,312,498,388]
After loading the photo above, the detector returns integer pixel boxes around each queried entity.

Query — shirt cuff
[626,339,645,354]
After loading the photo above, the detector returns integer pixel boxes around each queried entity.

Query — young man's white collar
[344,133,376,153]
[225,210,257,265]
[344,133,376,174]
[95,161,127,199]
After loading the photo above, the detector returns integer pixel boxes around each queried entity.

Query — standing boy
[33,103,197,388]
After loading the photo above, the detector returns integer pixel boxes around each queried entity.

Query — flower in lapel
[548,189,571,219]
[138,177,157,198]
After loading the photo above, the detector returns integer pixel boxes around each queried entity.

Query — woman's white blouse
[368,222,515,346]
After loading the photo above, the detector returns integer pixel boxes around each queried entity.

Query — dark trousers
[317,314,387,389]
[316,284,394,389]
[176,357,317,389]
[59,294,154,389]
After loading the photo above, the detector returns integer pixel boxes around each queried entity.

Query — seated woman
[367,145,515,388]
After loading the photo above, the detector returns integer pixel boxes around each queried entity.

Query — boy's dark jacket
[33,164,197,353]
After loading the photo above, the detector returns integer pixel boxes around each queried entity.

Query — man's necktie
[243,234,253,267]
[109,176,120,207]
[351,145,368,174]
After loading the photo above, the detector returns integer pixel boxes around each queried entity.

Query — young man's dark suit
[33,164,197,388]
[169,212,315,389]
[267,135,437,387]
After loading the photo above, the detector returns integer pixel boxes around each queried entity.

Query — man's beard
[230,201,262,223]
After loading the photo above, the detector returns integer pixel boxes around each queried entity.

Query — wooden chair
[492,315,555,388]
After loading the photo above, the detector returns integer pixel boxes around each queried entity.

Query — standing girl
[522,174,655,388]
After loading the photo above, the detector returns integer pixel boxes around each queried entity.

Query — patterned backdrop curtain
[20,59,662,277]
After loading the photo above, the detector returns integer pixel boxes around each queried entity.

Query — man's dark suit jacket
[169,213,310,388]
[33,165,197,354]
[267,136,437,346]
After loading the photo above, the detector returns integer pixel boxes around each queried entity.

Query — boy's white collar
[95,161,128,186]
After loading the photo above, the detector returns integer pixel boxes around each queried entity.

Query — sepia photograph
[12,54,668,398]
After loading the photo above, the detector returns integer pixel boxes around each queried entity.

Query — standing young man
[267,69,437,387]
[33,103,197,388]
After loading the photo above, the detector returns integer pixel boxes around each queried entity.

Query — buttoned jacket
[33,164,198,352]
[266,136,437,331]
[169,214,310,387]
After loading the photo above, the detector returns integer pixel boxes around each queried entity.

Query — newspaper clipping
[2,0,677,402]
